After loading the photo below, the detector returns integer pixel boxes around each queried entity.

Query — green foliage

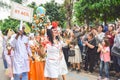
[11,0,22,4]
[28,2,37,14]
[74,0,120,26]
[1,18,19,34]
[44,0,66,27]
[0,1,10,8]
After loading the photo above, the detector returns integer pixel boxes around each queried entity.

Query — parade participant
[0,30,3,55]
[10,26,34,80]
[97,38,110,80]
[28,33,37,56]
[2,30,9,70]
[44,22,62,80]
[4,30,15,80]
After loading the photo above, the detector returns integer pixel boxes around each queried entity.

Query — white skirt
[68,47,82,63]
[44,60,59,78]
[59,55,68,75]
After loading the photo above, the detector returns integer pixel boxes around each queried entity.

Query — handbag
[111,46,120,57]
[68,50,75,56]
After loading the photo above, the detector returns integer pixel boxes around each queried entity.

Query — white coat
[11,35,32,74]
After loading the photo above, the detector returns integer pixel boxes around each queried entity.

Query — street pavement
[0,55,98,80]
[0,53,116,80]
[0,45,98,80]
[0,56,9,80]
[65,71,98,80]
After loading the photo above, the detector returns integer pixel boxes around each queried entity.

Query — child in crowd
[97,38,111,80]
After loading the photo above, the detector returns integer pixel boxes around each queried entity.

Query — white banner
[10,2,33,23]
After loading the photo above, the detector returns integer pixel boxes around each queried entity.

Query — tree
[1,18,19,34]
[64,0,74,28]
[0,1,10,9]
[44,0,66,27]
[74,0,120,26]
[11,0,22,4]
[90,0,120,25]
[74,0,100,27]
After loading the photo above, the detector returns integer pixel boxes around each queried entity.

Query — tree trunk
[103,13,107,26]
[65,0,74,28]
[84,15,89,27]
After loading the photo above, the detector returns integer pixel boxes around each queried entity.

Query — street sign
[10,2,33,23]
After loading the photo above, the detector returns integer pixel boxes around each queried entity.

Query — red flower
[52,21,58,28]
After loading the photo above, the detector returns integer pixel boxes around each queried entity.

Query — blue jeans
[3,58,8,69]
[99,61,109,78]
[14,72,28,80]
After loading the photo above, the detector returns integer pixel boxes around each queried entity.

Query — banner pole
[20,20,23,30]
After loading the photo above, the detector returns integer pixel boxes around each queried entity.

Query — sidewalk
[0,57,9,80]
[65,70,98,80]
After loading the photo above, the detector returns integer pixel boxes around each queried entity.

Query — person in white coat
[4,33,16,80]
[0,31,3,55]
[2,30,8,69]
[10,29,34,80]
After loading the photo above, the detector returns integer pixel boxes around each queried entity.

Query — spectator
[111,27,120,79]
[84,32,97,73]
[97,38,110,80]
[68,39,82,73]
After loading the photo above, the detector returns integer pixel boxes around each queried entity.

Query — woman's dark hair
[99,24,104,29]
[104,38,110,47]
[56,36,60,41]
[61,30,67,38]
[98,25,104,32]
[88,32,94,38]
[47,29,54,44]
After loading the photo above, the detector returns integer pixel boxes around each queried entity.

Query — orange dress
[28,60,45,80]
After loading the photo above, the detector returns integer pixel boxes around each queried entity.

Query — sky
[0,0,64,20]
[26,0,64,5]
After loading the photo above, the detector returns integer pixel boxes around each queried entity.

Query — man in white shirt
[11,27,34,80]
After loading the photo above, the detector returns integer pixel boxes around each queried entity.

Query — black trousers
[112,56,120,72]
[84,54,96,72]
[62,47,70,67]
